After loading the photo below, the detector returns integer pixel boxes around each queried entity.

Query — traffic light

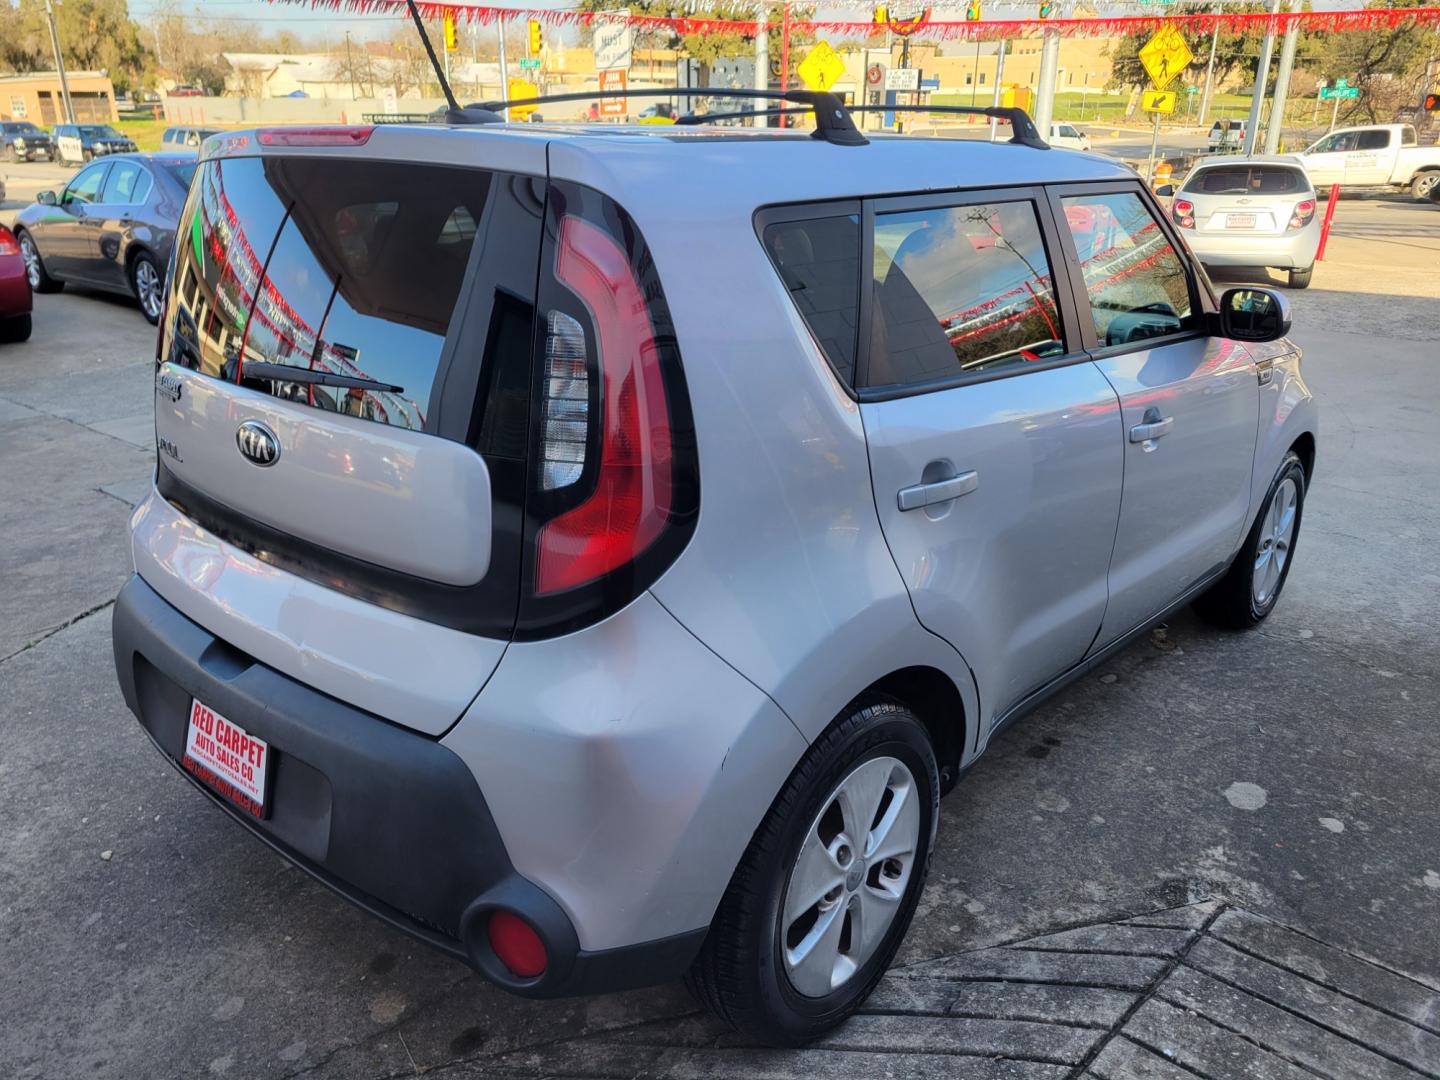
[443,12,457,52]
[1425,92,1440,112]
[874,4,889,25]
[528,19,542,57]
[966,0,981,20]
[1038,0,1055,17]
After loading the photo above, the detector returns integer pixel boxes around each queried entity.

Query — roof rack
[848,105,1049,150]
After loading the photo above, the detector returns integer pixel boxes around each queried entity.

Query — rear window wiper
[243,362,403,395]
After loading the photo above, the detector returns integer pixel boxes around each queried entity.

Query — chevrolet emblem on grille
[236,420,281,467]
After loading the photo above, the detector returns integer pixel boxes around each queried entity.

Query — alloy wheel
[1253,476,1298,607]
[20,235,40,290]
[135,260,162,320]
[781,756,920,998]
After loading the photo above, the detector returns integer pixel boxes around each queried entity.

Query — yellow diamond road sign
[798,41,846,93]
[1141,88,1177,114]
[1139,24,1193,91]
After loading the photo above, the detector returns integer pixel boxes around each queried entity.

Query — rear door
[154,148,545,730]
[1050,183,1258,647]
[845,188,1125,728]
[89,158,152,289]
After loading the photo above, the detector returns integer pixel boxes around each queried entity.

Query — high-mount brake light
[1172,198,1196,230]
[1288,198,1317,231]
[257,127,373,147]
[534,215,674,596]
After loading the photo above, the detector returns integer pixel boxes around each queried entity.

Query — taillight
[540,311,589,491]
[1172,199,1196,229]
[535,215,673,595]
[256,126,373,147]
[0,226,19,257]
[1288,198,1317,231]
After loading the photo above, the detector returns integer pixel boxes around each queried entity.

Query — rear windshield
[1182,165,1308,195]
[165,156,491,433]
[161,160,198,189]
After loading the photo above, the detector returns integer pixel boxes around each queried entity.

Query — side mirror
[1154,184,1176,198]
[1219,287,1292,343]
[37,190,57,206]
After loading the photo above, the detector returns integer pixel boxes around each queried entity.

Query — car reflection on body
[13,152,198,325]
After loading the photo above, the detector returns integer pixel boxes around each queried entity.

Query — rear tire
[0,313,31,343]
[129,251,163,325]
[17,230,62,294]
[1287,266,1313,289]
[1193,451,1306,630]
[1411,172,1439,202]
[686,699,938,1047]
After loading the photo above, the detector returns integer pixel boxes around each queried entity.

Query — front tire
[17,230,62,294]
[687,699,938,1046]
[1287,266,1313,289]
[0,313,32,343]
[1193,451,1306,629]
[1411,172,1439,202]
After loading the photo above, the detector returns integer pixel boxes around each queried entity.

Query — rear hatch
[1184,162,1313,237]
[150,133,545,732]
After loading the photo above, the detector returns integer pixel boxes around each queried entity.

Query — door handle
[1129,414,1174,444]
[898,470,979,512]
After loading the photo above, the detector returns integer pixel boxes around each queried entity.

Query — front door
[47,161,110,279]
[1301,131,1352,186]
[1050,185,1258,647]
[1344,128,1394,185]
[858,189,1125,728]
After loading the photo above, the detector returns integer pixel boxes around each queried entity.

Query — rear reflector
[257,127,373,147]
[535,215,673,595]
[540,310,589,491]
[487,912,547,978]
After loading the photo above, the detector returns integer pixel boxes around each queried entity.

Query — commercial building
[0,71,119,125]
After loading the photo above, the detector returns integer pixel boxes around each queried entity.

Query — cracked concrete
[1,196,1437,1080]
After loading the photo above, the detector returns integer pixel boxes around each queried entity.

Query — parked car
[168,84,205,97]
[14,152,198,323]
[1167,156,1321,289]
[162,125,221,149]
[1208,117,1248,153]
[0,224,34,342]
[1048,122,1092,151]
[1295,123,1440,200]
[0,121,55,162]
[53,123,138,165]
[112,108,1316,1047]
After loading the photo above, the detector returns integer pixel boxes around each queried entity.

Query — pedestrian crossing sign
[1139,24,1193,91]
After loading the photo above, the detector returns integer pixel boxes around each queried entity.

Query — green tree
[0,0,152,93]
[1296,0,1440,123]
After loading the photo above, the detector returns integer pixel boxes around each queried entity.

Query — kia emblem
[236,420,281,467]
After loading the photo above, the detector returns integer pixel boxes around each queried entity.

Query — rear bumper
[111,573,704,997]
[1186,227,1320,270]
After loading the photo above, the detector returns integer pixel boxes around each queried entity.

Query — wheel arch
[847,664,970,793]
[1289,430,1316,481]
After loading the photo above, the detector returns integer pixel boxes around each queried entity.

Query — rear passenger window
[1060,192,1195,347]
[762,215,861,384]
[865,201,1065,388]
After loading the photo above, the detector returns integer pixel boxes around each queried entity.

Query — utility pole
[1198,3,1219,127]
[753,14,767,128]
[1242,0,1281,156]
[1264,0,1302,154]
[43,0,75,125]
[989,38,1007,141]
[1033,11,1061,140]
[345,31,357,100]
[496,14,509,121]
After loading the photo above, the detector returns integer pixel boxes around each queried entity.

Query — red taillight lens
[0,226,19,257]
[256,126,373,147]
[1289,198,1316,231]
[1172,199,1196,229]
[535,215,673,595]
[487,912,547,978]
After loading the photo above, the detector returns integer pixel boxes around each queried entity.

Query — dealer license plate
[1226,213,1257,229]
[182,698,270,819]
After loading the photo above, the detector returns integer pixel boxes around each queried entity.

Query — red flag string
[272,0,1440,40]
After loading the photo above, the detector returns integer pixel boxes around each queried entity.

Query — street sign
[1138,24,1193,91]
[885,67,920,91]
[1141,88,1177,114]
[867,64,886,87]
[1318,85,1359,100]
[598,68,627,116]
[593,17,633,73]
[798,41,846,93]
[1185,85,1199,94]
[518,57,541,70]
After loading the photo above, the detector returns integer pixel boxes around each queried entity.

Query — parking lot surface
[1,189,1437,1079]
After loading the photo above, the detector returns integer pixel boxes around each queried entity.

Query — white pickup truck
[1295,124,1440,200]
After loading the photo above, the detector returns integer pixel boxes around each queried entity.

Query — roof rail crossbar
[846,105,1050,149]
[473,87,868,146]
[673,107,813,125]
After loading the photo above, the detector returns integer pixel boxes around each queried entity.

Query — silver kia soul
[112,104,1316,1045]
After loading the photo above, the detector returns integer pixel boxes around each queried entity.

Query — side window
[1401,127,1417,147]
[761,214,861,384]
[865,200,1065,388]
[63,163,108,206]
[1355,129,1390,151]
[1060,191,1195,348]
[101,161,148,203]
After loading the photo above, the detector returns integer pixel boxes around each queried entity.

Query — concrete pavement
[0,196,1436,1080]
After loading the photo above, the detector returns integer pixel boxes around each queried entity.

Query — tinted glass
[865,200,1065,387]
[167,156,493,433]
[1061,192,1194,348]
[1355,129,1389,150]
[161,160,198,189]
[1401,127,1417,146]
[762,215,861,383]
[101,161,148,203]
[1182,165,1308,195]
[64,164,108,205]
